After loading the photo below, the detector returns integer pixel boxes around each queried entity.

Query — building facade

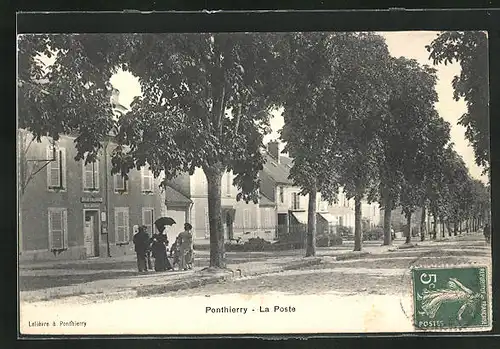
[18,128,192,262]
[187,167,270,242]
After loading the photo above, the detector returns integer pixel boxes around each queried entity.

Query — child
[170,236,182,270]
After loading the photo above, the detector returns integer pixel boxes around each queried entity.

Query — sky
[109,31,488,183]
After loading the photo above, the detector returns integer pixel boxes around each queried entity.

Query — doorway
[277,213,288,239]
[83,209,100,257]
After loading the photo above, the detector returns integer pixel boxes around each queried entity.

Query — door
[277,213,288,239]
[84,210,100,257]
[84,215,95,257]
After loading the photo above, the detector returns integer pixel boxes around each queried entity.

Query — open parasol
[154,217,176,230]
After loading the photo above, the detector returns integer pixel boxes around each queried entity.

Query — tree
[17,33,287,268]
[429,145,471,238]
[329,33,392,252]
[377,57,442,245]
[426,31,489,173]
[280,33,343,257]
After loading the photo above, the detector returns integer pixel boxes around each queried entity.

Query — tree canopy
[426,31,489,173]
[18,33,288,268]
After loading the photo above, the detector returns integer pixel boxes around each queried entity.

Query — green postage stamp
[412,266,490,331]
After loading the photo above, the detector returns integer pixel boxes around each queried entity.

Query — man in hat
[133,225,150,273]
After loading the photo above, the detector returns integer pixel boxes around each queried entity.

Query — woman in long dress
[178,223,194,271]
[151,222,172,271]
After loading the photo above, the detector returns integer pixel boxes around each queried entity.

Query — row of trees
[280,32,489,255]
[18,31,489,268]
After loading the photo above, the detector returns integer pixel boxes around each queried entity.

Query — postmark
[411,266,490,330]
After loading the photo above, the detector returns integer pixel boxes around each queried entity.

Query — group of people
[133,221,194,273]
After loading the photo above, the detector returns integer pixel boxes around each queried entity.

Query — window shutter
[60,148,66,189]
[94,160,100,189]
[115,209,123,243]
[49,210,64,249]
[142,208,154,236]
[142,167,153,192]
[84,162,93,189]
[62,209,68,248]
[140,168,145,191]
[47,146,60,188]
[147,170,153,191]
[123,208,130,242]
[48,209,53,248]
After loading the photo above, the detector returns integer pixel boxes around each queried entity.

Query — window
[48,208,68,250]
[279,186,284,203]
[114,207,130,244]
[141,167,154,193]
[142,208,154,236]
[114,174,127,192]
[292,192,300,210]
[83,160,99,191]
[226,172,231,196]
[46,146,66,190]
[243,209,251,229]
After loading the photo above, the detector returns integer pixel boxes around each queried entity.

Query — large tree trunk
[305,183,317,257]
[466,218,470,234]
[447,221,452,237]
[382,198,392,245]
[454,221,458,236]
[205,165,225,268]
[441,219,445,238]
[405,212,412,244]
[354,195,362,251]
[420,206,426,242]
[432,212,437,240]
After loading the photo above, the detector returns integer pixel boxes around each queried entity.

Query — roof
[165,185,192,206]
[259,193,276,207]
[261,153,294,185]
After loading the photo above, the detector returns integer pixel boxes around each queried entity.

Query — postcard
[17,27,492,335]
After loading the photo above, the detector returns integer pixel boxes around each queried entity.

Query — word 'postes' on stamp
[411,266,489,330]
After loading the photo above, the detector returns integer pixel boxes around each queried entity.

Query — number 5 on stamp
[411,266,490,331]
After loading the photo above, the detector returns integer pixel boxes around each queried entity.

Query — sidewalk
[20,256,321,302]
[20,234,485,303]
[20,246,386,303]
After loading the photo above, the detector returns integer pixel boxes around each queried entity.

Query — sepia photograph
[17,29,491,335]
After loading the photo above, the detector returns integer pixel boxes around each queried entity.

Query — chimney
[267,140,280,164]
